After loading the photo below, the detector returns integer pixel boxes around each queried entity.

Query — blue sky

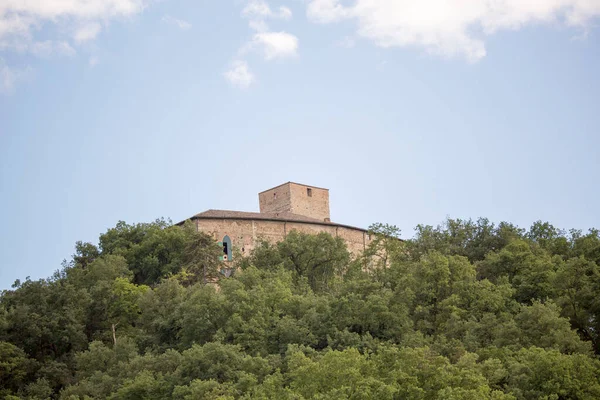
[1,0,599,288]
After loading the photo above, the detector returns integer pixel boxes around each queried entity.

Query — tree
[363,223,404,270]
[409,218,524,263]
[4,215,600,398]
[554,256,600,353]
[478,240,557,303]
[275,231,350,293]
[0,341,34,397]
[527,221,570,257]
[99,220,221,285]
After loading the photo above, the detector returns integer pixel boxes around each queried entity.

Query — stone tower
[258,182,330,222]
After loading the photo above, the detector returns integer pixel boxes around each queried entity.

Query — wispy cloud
[0,40,76,57]
[307,0,600,62]
[74,23,103,44]
[31,41,76,57]
[0,0,146,45]
[0,58,31,94]
[224,60,255,88]
[0,0,150,92]
[251,31,299,60]
[243,0,292,22]
[243,0,292,33]
[162,15,192,30]
[226,1,298,88]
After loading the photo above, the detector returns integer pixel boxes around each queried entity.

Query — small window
[273,192,277,199]
[307,188,312,197]
[221,235,232,261]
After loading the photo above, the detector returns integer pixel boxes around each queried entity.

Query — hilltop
[1,217,600,399]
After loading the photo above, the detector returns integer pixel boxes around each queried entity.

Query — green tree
[0,341,35,397]
[478,240,557,303]
[99,220,220,285]
[274,231,350,293]
[554,256,600,353]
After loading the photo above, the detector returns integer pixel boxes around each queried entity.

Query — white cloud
[243,0,292,32]
[30,40,76,57]
[0,0,150,91]
[248,19,270,32]
[278,6,293,21]
[228,2,297,88]
[251,31,299,60]
[0,58,31,94]
[0,59,17,93]
[89,56,99,67]
[307,0,350,23]
[238,1,298,60]
[224,60,255,88]
[74,23,102,43]
[307,0,600,61]
[243,0,292,20]
[162,15,192,30]
[0,0,147,45]
[0,39,76,56]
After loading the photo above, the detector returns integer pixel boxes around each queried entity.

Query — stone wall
[288,183,330,222]
[258,182,330,222]
[259,183,293,215]
[195,218,371,259]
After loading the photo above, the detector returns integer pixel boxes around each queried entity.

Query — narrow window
[273,192,277,199]
[307,188,312,197]
[221,235,232,261]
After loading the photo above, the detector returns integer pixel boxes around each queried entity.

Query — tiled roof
[185,209,368,232]
[192,209,325,224]
[258,181,329,194]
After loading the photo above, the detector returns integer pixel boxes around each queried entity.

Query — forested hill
[2,218,600,399]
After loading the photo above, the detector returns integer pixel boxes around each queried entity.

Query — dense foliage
[2,218,600,399]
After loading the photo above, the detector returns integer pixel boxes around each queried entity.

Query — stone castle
[183,182,372,261]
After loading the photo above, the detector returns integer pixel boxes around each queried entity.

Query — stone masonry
[259,182,330,222]
[182,182,371,260]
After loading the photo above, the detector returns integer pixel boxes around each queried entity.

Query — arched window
[221,235,232,261]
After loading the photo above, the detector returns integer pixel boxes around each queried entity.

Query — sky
[1,0,599,288]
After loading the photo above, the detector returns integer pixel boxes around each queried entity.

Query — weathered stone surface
[259,182,330,222]
[184,182,371,259]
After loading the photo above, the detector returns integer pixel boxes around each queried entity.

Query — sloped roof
[258,181,329,194]
[193,209,326,223]
[183,209,368,232]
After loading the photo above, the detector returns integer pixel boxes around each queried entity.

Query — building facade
[183,182,372,260]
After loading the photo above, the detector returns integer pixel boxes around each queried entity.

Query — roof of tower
[258,182,329,194]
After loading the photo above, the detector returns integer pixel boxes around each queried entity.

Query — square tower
[259,182,330,221]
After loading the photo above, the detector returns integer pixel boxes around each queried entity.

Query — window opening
[307,188,312,197]
[221,235,232,261]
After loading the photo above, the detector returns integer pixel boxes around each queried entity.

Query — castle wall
[337,226,370,254]
[259,182,330,222]
[195,218,371,258]
[288,184,330,222]
[259,184,292,215]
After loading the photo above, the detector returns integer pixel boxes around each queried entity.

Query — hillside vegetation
[2,218,600,399]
